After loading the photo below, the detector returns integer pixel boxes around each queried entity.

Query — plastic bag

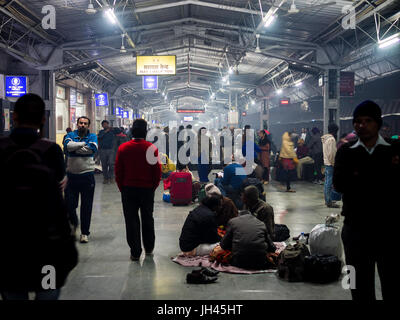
[309,223,343,258]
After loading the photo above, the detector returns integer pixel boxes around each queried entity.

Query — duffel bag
[277,242,310,282]
[304,254,342,284]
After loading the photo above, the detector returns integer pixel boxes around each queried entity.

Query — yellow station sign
[136,56,176,75]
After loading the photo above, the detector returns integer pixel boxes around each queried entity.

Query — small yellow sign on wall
[136,56,176,75]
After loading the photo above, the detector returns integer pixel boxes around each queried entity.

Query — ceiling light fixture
[276,88,283,95]
[295,81,302,87]
[86,0,97,14]
[378,33,400,49]
[255,34,261,53]
[105,8,117,24]
[264,14,276,28]
[120,34,127,53]
[288,0,299,14]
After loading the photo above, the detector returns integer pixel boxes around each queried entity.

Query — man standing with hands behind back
[115,119,162,261]
[334,100,400,301]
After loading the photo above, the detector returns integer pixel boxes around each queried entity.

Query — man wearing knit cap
[205,183,222,197]
[333,100,400,301]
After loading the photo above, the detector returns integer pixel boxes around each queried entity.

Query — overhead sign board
[143,76,158,90]
[183,116,193,121]
[340,71,355,97]
[280,98,290,106]
[136,56,176,75]
[70,88,77,106]
[115,107,122,117]
[177,109,205,113]
[95,93,109,107]
[228,111,238,124]
[123,111,129,119]
[5,76,28,98]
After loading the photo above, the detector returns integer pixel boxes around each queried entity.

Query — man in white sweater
[321,123,339,208]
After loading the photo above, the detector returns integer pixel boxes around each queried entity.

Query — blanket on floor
[171,242,287,274]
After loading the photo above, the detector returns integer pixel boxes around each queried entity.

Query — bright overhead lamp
[251,99,255,105]
[295,81,302,87]
[276,88,283,94]
[228,67,234,74]
[378,33,400,49]
[264,14,276,28]
[105,8,117,24]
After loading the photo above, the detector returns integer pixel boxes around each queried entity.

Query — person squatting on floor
[115,119,162,261]
[333,100,400,301]
[0,94,77,300]
[64,116,98,244]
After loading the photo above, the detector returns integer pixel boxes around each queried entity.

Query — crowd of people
[0,93,399,301]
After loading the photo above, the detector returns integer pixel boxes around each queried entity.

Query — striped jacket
[64,130,98,174]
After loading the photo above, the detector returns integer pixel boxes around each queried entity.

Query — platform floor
[58,171,381,300]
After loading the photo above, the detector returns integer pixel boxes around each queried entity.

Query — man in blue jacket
[64,116,98,243]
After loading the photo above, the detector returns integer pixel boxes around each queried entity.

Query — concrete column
[261,99,269,130]
[323,69,340,134]
[40,70,56,141]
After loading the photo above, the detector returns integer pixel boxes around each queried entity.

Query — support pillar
[40,70,56,141]
[323,69,340,134]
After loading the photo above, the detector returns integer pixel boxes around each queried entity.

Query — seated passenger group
[178,182,277,270]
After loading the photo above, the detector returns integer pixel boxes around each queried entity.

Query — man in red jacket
[115,119,162,261]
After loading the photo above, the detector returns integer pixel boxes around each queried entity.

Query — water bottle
[298,232,307,245]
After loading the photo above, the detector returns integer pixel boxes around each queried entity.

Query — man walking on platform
[64,116,98,243]
[98,120,116,184]
[115,119,162,261]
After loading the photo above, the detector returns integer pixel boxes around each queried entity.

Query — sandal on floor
[286,189,296,193]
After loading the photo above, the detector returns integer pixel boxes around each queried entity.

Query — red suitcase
[170,172,192,205]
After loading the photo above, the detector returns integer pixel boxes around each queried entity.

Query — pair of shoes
[103,179,108,184]
[80,234,89,243]
[327,203,340,208]
[186,269,218,284]
[130,255,140,261]
[286,189,296,193]
[318,180,324,185]
[192,267,220,277]
[108,179,114,184]
[263,181,269,185]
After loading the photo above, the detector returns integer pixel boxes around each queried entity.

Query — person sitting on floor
[295,138,314,179]
[160,153,176,179]
[179,192,222,256]
[219,210,277,270]
[241,185,276,252]
[202,183,239,236]
[164,162,201,202]
[214,157,247,209]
